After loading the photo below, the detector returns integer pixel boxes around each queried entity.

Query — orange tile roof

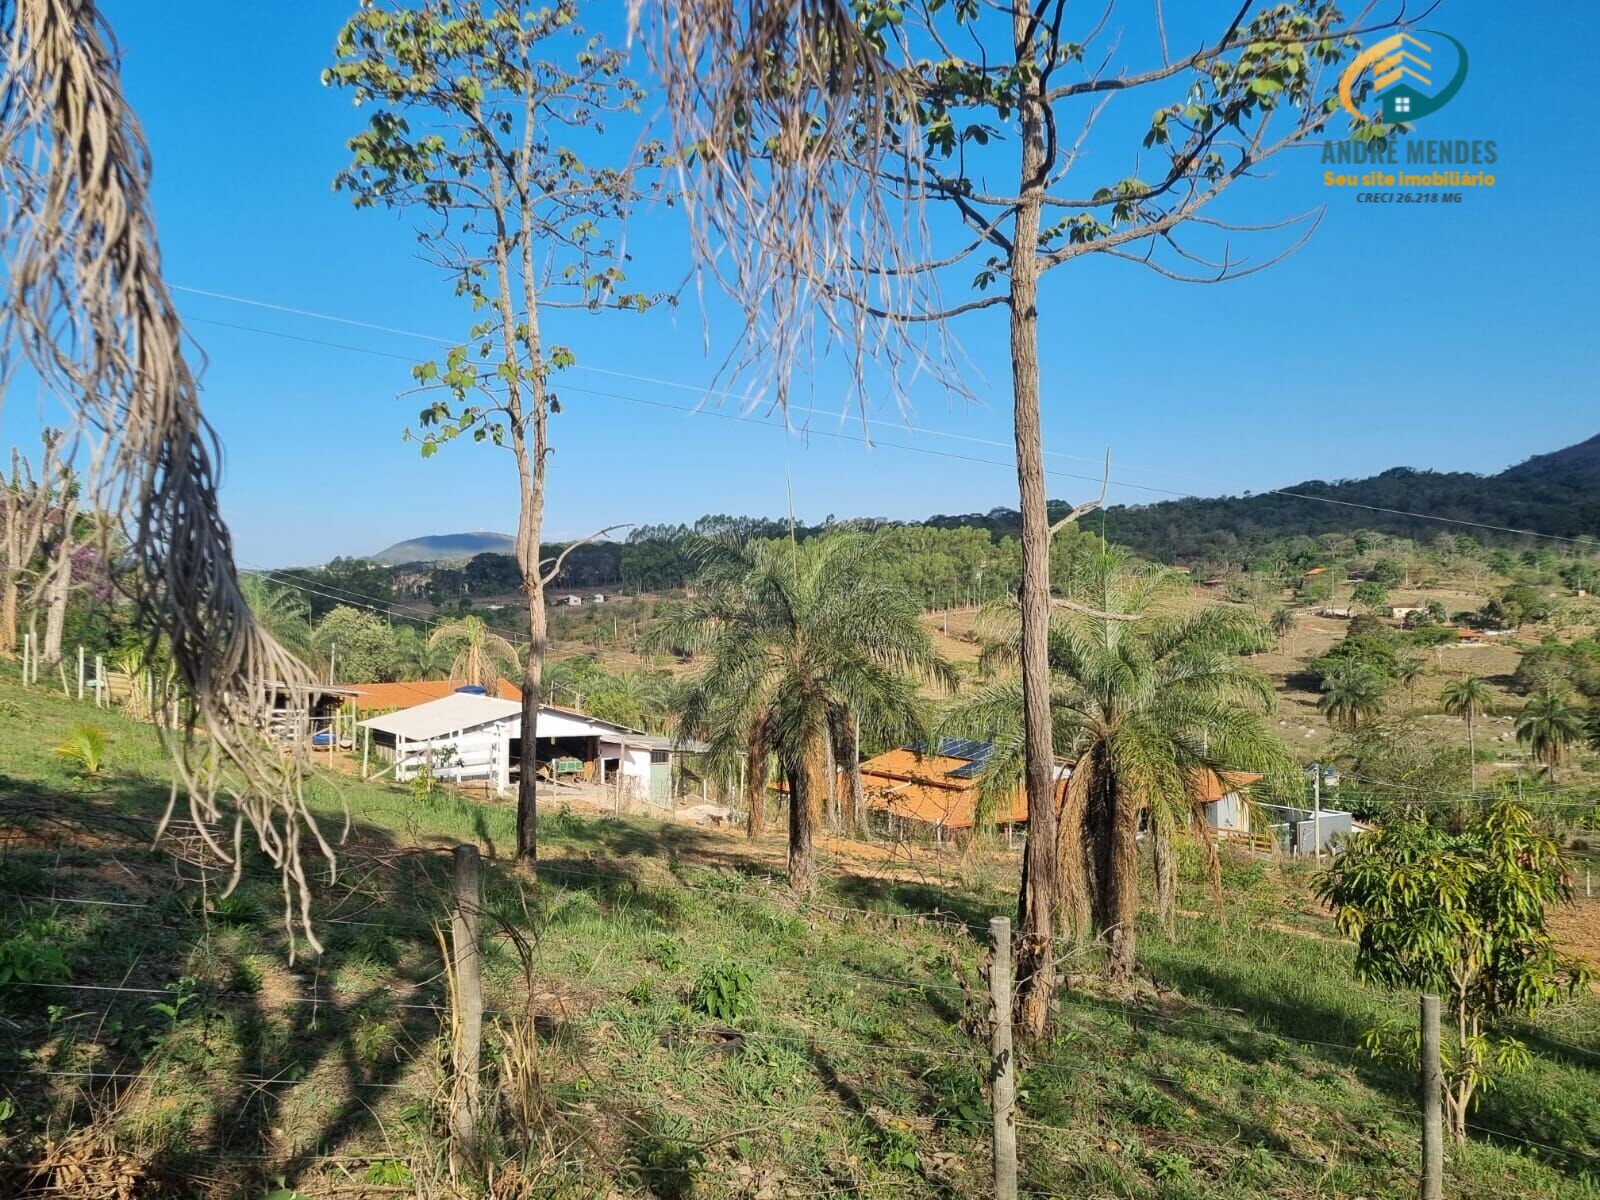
[1190,769,1262,804]
[342,677,522,711]
[1303,566,1326,576]
[826,749,1259,830]
[857,747,1033,830]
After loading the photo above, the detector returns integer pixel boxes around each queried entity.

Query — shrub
[52,723,107,776]
[0,934,69,985]
[690,961,753,1023]
[1318,802,1590,1138]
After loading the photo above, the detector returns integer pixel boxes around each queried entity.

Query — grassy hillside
[1,673,1596,1198]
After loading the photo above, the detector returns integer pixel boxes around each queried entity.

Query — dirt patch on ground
[1550,897,1600,980]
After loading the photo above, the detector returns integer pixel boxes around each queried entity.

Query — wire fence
[5,774,1599,1196]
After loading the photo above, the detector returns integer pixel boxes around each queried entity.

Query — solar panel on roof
[906,738,995,769]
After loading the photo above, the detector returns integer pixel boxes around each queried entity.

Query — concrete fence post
[1420,993,1443,1200]
[449,844,483,1175]
[989,916,1018,1200]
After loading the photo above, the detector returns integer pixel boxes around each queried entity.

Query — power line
[174,284,1592,546]
[246,566,535,652]
[256,565,436,622]
[1333,770,1600,807]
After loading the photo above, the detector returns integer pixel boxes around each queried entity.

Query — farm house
[356,690,689,804]
[1199,769,1363,855]
[853,739,1062,843]
[358,693,521,792]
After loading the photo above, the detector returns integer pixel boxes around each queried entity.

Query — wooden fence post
[989,916,1018,1200]
[94,653,104,708]
[449,844,484,1174]
[76,645,85,701]
[1420,993,1443,1200]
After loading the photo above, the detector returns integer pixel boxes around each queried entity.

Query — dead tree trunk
[40,531,74,665]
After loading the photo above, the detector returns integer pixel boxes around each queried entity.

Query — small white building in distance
[357,691,684,803]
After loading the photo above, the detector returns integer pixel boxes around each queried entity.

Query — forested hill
[339,434,1597,601]
[929,433,1600,561]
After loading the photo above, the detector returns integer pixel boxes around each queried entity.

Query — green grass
[0,665,1596,1198]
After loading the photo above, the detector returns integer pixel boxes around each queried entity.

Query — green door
[649,751,671,806]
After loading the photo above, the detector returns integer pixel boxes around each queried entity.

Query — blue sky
[9,2,1595,567]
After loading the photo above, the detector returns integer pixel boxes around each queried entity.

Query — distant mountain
[1498,432,1600,490]
[928,432,1600,561]
[365,434,1598,572]
[372,531,516,565]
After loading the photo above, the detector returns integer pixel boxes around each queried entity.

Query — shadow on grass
[0,777,465,1198]
[825,874,992,938]
[808,1047,966,1200]
[1143,936,1600,1182]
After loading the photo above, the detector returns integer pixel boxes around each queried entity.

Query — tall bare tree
[1,0,324,948]
[644,0,1401,1034]
[327,0,666,868]
[0,432,65,656]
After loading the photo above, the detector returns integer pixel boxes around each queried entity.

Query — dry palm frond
[631,0,952,411]
[0,0,329,952]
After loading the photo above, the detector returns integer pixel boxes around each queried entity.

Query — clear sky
[9,2,1596,567]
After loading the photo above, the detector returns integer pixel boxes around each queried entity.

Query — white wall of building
[599,738,655,802]
[393,717,515,794]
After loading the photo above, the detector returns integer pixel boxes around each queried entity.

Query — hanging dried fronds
[0,0,330,952]
[632,1,952,412]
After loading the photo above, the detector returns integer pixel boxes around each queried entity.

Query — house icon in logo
[1339,30,1469,125]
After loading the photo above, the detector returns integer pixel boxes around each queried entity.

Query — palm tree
[1269,606,1297,644]
[393,624,450,680]
[240,575,313,660]
[1440,676,1493,792]
[662,534,954,893]
[954,552,1292,987]
[542,655,612,708]
[586,669,674,731]
[427,616,521,693]
[1396,656,1426,709]
[1516,689,1584,779]
[1317,662,1388,731]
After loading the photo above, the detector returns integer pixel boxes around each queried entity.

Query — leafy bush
[52,723,107,776]
[1311,632,1399,684]
[649,937,687,973]
[365,1159,412,1186]
[866,1123,920,1171]
[1318,802,1590,1137]
[926,1064,987,1135]
[690,961,753,1023]
[0,934,69,984]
